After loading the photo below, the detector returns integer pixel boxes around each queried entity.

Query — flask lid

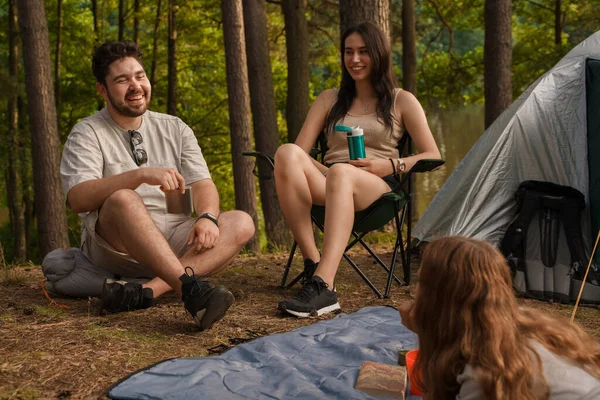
[334,124,353,133]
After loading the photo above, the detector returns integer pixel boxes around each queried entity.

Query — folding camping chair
[244,133,444,298]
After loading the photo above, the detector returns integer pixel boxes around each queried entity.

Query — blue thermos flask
[335,124,366,160]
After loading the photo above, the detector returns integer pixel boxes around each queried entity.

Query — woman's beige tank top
[323,88,405,164]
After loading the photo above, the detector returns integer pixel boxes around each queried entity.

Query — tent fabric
[414,31,600,251]
[107,306,420,400]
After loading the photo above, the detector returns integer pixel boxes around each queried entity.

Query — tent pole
[570,230,600,322]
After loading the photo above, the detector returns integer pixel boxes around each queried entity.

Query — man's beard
[106,88,150,118]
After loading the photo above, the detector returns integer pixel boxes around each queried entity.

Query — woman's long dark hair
[324,21,398,136]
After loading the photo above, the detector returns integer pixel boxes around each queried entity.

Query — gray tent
[413,31,600,302]
[415,31,600,247]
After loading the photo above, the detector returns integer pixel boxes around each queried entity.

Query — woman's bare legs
[315,163,391,288]
[274,144,326,262]
[277,159,392,317]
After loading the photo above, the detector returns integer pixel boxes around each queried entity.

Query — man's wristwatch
[198,212,219,227]
[396,158,406,174]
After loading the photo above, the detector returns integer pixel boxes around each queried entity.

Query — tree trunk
[133,0,140,43]
[484,0,512,129]
[91,0,104,110]
[91,0,99,39]
[150,0,162,88]
[339,0,390,42]
[167,0,177,116]
[221,0,260,252]
[281,0,309,143]
[54,0,63,113]
[402,0,417,95]
[17,98,34,260]
[555,0,561,47]
[118,0,125,41]
[7,0,26,262]
[243,0,290,249]
[17,0,69,258]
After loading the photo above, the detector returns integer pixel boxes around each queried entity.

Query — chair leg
[281,241,297,288]
[343,252,384,299]
[353,234,403,286]
[406,196,413,285]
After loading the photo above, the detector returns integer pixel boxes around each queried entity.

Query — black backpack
[500,180,600,303]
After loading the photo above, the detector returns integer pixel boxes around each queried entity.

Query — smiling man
[60,41,255,331]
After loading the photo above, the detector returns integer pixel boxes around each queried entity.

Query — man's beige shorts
[82,210,198,278]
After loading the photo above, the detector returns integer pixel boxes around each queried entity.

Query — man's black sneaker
[101,279,155,313]
[180,267,234,331]
[301,259,318,285]
[278,276,340,318]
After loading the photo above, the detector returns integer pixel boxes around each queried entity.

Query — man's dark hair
[92,41,144,85]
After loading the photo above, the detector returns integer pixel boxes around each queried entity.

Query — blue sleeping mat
[107,306,419,399]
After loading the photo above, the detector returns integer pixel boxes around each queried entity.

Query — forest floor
[1,245,599,399]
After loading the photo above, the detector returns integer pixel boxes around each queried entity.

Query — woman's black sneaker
[180,267,235,331]
[278,276,340,318]
[301,259,318,285]
[101,279,155,313]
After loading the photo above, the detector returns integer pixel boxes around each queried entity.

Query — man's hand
[349,158,393,177]
[140,168,185,193]
[398,301,419,333]
[187,217,220,253]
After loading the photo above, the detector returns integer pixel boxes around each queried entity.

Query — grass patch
[0,387,40,400]
[32,305,70,320]
[1,269,28,287]
[84,322,169,344]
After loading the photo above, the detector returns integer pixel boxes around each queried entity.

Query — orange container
[405,349,423,396]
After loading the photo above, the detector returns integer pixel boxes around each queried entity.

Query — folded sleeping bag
[107,306,420,400]
[42,247,150,298]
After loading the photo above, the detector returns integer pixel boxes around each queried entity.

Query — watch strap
[198,212,219,227]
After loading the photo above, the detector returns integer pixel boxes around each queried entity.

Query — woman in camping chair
[274,21,440,317]
[399,236,600,399]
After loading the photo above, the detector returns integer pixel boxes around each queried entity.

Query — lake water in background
[414,104,485,219]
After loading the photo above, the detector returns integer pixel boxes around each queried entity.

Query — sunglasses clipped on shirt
[129,130,148,166]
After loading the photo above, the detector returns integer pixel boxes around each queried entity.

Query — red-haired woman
[400,236,600,399]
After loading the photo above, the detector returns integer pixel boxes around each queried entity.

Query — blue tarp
[107,306,420,399]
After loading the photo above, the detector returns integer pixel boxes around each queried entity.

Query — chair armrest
[242,151,275,169]
[409,159,445,173]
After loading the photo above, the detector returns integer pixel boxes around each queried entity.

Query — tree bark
[17,98,34,260]
[221,0,260,252]
[402,0,417,95]
[167,0,177,116]
[91,0,104,110]
[54,0,63,112]
[484,0,512,129]
[150,0,162,88]
[118,0,125,41]
[133,0,140,43]
[243,0,290,249]
[339,0,390,42]
[7,0,26,262]
[282,0,309,143]
[17,0,69,258]
[91,0,99,38]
